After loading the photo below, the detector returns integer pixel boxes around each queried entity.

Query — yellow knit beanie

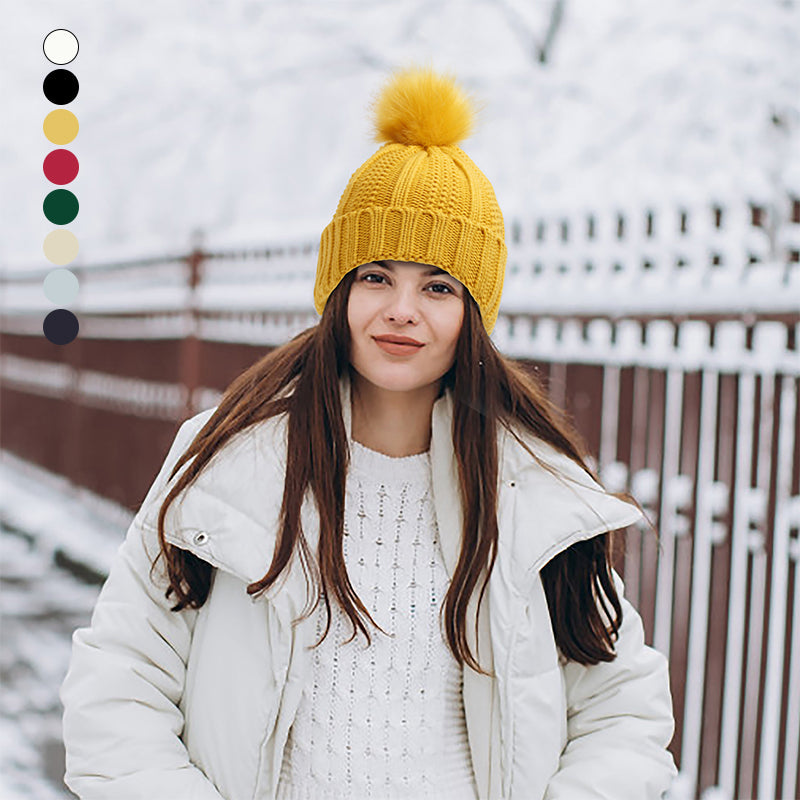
[314,64,507,336]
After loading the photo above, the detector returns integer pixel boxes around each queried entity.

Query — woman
[60,64,677,799]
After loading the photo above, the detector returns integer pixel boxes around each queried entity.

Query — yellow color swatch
[43,229,79,265]
[43,109,79,145]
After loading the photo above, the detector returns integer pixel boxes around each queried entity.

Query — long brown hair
[152,268,643,675]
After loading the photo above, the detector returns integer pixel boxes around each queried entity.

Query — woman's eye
[360,273,453,294]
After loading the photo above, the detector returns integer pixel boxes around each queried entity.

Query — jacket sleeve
[59,411,225,800]
[543,569,678,800]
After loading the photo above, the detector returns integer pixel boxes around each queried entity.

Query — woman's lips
[373,338,424,355]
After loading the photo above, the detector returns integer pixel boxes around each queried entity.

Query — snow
[1,453,132,578]
[0,452,130,798]
[2,0,798,271]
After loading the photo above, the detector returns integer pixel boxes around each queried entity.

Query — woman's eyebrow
[371,260,450,277]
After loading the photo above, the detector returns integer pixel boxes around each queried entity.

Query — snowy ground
[0,452,130,799]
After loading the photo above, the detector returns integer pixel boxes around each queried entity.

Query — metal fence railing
[2,196,799,799]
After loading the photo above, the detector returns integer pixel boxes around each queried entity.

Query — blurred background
[1,1,799,798]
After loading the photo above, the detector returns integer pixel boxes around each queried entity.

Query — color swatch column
[42,28,80,345]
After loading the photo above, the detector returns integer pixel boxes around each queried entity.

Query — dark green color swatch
[43,189,79,224]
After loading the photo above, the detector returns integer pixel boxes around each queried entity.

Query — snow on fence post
[779,194,800,285]
[783,461,800,800]
[716,321,755,800]
[677,321,718,799]
[180,230,204,421]
[618,320,652,611]
[758,366,798,800]
[737,322,785,799]
[650,319,685,661]
[782,327,800,800]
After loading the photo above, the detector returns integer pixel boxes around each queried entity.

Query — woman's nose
[384,285,422,317]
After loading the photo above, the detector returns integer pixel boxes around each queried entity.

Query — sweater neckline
[348,437,431,484]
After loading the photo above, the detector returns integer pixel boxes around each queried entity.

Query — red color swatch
[43,149,79,185]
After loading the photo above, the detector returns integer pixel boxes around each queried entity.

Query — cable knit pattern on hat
[275,437,478,800]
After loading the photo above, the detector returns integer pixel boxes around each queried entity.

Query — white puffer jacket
[60,371,678,799]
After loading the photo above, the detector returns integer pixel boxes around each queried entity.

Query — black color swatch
[43,69,79,105]
[43,309,79,345]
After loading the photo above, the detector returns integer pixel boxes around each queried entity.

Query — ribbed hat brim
[315,206,506,335]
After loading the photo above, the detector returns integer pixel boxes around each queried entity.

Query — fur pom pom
[369,64,480,148]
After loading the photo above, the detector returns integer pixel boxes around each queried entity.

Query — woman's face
[347,259,465,393]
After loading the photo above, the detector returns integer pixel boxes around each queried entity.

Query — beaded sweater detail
[275,437,478,800]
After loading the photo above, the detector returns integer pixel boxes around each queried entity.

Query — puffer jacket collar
[145,370,640,596]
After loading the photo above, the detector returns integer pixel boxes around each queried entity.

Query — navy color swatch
[43,309,80,345]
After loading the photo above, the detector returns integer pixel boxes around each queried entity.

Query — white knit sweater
[275,437,479,800]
